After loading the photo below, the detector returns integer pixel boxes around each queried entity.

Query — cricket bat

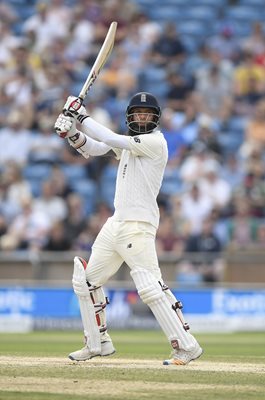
[65,21,117,114]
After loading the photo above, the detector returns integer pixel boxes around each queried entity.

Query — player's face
[131,107,155,126]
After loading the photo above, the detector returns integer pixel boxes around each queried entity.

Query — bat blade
[78,21,117,101]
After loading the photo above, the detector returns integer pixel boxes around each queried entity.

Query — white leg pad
[72,257,101,354]
[130,268,197,351]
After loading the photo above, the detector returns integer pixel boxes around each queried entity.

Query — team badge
[141,93,146,102]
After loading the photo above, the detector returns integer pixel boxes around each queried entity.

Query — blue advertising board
[0,286,264,332]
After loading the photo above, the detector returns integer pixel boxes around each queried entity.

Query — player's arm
[54,114,112,158]
[59,96,131,150]
[80,116,131,149]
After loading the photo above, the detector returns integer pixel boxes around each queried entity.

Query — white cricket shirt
[112,131,168,229]
[81,117,168,229]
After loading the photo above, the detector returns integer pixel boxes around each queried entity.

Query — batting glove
[54,114,77,139]
[63,96,88,123]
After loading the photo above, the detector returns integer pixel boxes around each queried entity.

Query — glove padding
[63,96,88,119]
[54,114,76,139]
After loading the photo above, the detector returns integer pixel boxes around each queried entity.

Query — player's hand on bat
[63,96,87,118]
[54,114,77,138]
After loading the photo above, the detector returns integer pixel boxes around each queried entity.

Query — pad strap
[161,283,190,331]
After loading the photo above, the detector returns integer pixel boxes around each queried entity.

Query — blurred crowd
[1,0,265,284]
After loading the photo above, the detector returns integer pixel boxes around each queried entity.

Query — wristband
[77,114,89,124]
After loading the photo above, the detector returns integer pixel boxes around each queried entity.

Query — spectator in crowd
[4,161,32,210]
[240,22,265,57]
[240,99,265,158]
[169,195,191,239]
[149,22,186,68]
[0,173,21,222]
[192,114,223,157]
[73,217,98,253]
[0,1,18,25]
[100,47,137,98]
[220,153,245,189]
[0,196,50,250]
[0,109,33,167]
[206,24,240,62]
[0,87,11,128]
[0,21,20,77]
[49,165,73,198]
[180,183,214,235]
[226,195,259,250]
[168,98,199,146]
[63,193,87,243]
[0,212,7,238]
[194,63,234,122]
[44,220,72,251]
[233,50,265,114]
[156,214,184,257]
[253,223,265,249]
[179,143,216,184]
[165,71,193,112]
[240,149,265,218]
[179,217,224,284]
[159,108,187,167]
[22,0,71,53]
[33,179,67,225]
[73,203,112,252]
[28,110,64,164]
[137,12,161,48]
[98,0,130,44]
[198,159,232,212]
[66,4,95,61]
[120,21,152,75]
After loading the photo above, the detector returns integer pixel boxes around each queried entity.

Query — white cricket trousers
[85,217,161,285]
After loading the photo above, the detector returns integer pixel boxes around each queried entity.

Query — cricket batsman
[54,92,203,365]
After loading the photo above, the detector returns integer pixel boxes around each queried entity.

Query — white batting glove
[63,96,88,122]
[54,114,77,138]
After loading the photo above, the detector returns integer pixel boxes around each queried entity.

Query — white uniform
[63,113,201,362]
[86,129,168,285]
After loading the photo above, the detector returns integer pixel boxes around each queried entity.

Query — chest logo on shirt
[134,136,141,143]
[122,163,127,178]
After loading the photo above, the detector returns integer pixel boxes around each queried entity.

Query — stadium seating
[240,0,265,6]
[183,6,218,21]
[176,20,212,38]
[148,7,183,22]
[60,164,87,182]
[23,164,52,197]
[23,164,51,181]
[138,67,169,98]
[161,167,183,196]
[225,6,264,22]
[70,179,98,215]
[99,164,118,208]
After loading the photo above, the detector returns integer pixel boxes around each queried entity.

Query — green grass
[0,331,264,400]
